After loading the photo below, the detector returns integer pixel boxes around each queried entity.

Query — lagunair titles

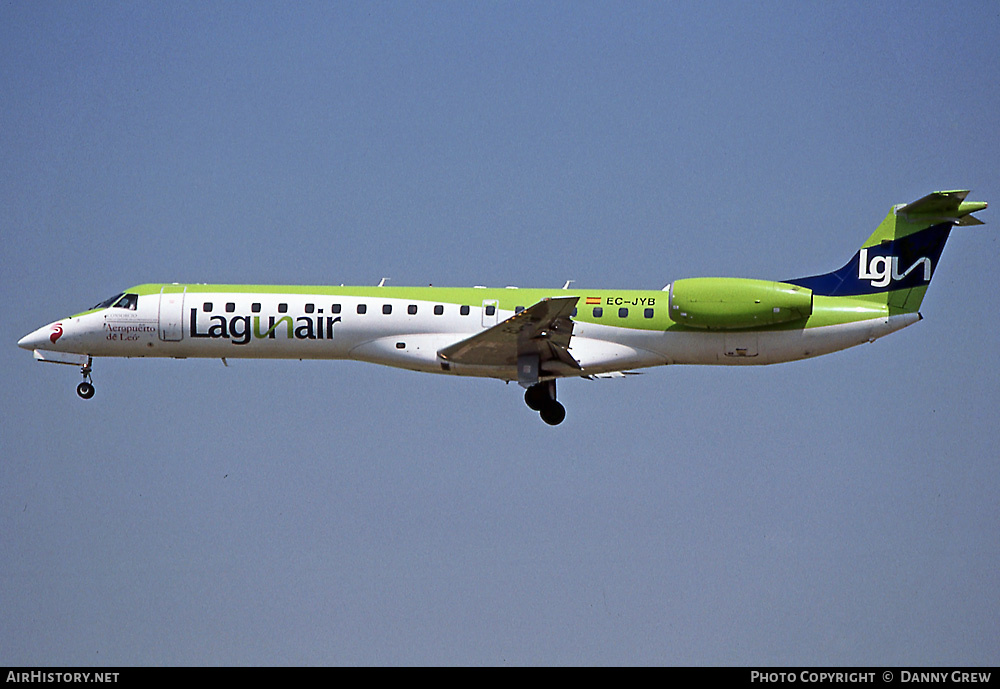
[189,308,341,345]
[16,190,989,425]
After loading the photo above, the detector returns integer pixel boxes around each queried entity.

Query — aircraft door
[482,299,499,327]
[158,285,186,341]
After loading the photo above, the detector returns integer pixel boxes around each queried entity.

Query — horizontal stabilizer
[897,190,988,224]
[955,213,985,226]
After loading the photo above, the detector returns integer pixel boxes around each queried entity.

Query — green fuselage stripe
[108,283,889,333]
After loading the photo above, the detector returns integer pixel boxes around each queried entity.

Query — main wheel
[77,381,95,399]
[539,401,566,426]
[524,384,550,411]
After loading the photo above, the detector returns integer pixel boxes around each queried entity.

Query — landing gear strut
[524,380,566,426]
[76,357,95,400]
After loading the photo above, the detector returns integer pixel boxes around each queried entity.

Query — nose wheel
[524,380,566,425]
[76,357,95,399]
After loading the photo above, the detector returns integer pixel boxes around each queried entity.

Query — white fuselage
[18,287,919,382]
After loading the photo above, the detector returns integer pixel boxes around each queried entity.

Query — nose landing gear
[524,380,566,426]
[76,357,95,399]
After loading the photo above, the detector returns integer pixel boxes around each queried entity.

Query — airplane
[18,190,987,425]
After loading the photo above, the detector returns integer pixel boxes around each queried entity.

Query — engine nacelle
[667,278,813,330]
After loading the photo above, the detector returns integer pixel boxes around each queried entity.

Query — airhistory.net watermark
[5,673,118,683]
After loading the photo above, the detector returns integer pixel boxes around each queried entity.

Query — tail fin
[788,190,987,313]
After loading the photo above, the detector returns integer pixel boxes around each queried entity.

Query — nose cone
[18,323,63,350]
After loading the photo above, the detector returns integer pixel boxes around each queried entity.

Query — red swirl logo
[49,325,63,344]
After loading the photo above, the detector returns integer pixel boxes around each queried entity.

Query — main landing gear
[76,357,95,400]
[524,380,566,426]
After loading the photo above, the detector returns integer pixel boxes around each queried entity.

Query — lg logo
[858,248,931,288]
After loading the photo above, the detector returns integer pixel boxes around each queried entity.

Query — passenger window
[278,303,288,313]
[357,304,367,314]
[252,303,261,313]
[571,308,577,317]
[593,307,603,318]
[460,305,470,316]
[305,303,315,313]
[485,305,496,316]
[203,302,213,312]
[434,305,444,315]
[332,304,342,314]
[644,308,654,319]
[383,304,392,315]
[226,302,235,313]
[619,308,628,318]
[408,305,417,315]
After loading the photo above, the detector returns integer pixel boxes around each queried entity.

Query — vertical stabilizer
[789,190,986,313]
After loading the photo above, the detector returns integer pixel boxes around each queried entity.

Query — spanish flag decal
[585,297,601,305]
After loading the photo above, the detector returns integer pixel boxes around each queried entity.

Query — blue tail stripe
[787,223,952,296]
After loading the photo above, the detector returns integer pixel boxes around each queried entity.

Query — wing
[438,296,581,386]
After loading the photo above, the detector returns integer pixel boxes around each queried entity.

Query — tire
[524,384,549,411]
[539,401,566,426]
[77,382,95,399]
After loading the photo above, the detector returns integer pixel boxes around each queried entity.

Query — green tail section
[789,190,987,314]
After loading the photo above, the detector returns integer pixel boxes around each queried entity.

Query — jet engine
[667,278,813,329]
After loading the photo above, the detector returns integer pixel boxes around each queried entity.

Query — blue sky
[2,1,998,665]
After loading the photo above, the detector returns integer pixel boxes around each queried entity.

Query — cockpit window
[113,293,138,310]
[92,293,124,310]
